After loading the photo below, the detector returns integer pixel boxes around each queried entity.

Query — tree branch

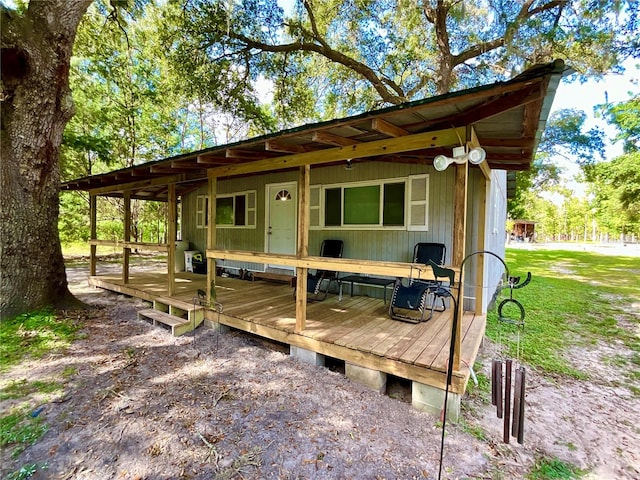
[453,1,568,72]
[230,32,406,104]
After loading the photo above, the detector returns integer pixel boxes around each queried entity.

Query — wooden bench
[339,275,396,303]
[138,309,194,337]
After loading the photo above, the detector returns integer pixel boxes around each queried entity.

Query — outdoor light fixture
[433,146,486,172]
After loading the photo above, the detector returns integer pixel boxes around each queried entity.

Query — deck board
[87,271,485,394]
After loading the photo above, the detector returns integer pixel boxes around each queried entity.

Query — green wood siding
[180,162,501,298]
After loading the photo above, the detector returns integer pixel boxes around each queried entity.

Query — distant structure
[510,220,536,242]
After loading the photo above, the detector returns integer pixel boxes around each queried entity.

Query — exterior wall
[308,161,455,264]
[182,161,455,263]
[464,169,507,313]
[484,169,508,310]
[178,161,504,309]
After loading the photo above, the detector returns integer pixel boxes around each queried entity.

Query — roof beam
[170,160,209,170]
[150,166,201,174]
[371,118,409,137]
[479,137,535,148]
[312,131,361,146]
[427,82,543,131]
[207,127,466,178]
[196,154,233,165]
[89,174,185,196]
[226,148,269,160]
[265,140,307,153]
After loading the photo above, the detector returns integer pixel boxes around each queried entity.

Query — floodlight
[433,155,451,172]
[467,147,486,165]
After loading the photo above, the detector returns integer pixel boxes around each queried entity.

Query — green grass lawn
[485,248,640,386]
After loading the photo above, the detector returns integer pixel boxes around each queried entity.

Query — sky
[550,59,638,159]
[544,58,638,198]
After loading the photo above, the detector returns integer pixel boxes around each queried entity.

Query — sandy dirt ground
[1,254,638,479]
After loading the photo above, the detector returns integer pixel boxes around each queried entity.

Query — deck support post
[346,363,387,394]
[123,192,131,284]
[295,165,310,332]
[290,346,324,366]
[167,184,177,296]
[89,195,97,276]
[207,173,217,303]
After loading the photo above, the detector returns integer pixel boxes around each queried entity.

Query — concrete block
[290,346,325,366]
[346,363,387,394]
[412,381,460,421]
[203,319,231,333]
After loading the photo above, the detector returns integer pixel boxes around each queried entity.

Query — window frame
[309,175,429,231]
[216,190,257,229]
[314,179,399,230]
[196,190,257,229]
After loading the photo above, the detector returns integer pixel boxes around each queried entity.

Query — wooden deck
[88,270,485,395]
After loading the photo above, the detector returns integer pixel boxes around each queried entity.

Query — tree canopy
[166,0,638,120]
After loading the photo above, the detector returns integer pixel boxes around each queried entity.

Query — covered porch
[63,60,567,418]
[87,267,485,417]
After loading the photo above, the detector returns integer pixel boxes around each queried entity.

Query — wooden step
[138,309,195,337]
[155,296,204,312]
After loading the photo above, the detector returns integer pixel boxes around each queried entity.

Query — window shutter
[309,186,321,229]
[196,195,207,229]
[247,190,256,227]
[408,175,429,231]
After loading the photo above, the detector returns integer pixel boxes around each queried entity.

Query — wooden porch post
[469,126,490,315]
[452,162,469,371]
[167,184,177,296]
[122,192,131,284]
[206,173,217,302]
[89,195,97,276]
[295,165,310,332]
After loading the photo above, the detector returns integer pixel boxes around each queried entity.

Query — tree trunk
[1,0,92,318]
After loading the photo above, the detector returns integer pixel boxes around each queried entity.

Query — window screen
[344,185,380,225]
[325,188,342,226]
[216,197,234,225]
[383,182,405,226]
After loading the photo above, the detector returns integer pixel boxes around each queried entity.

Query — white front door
[266,183,297,256]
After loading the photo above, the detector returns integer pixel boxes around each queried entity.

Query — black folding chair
[426,260,456,320]
[388,242,447,323]
[296,239,344,302]
[413,242,448,313]
[413,242,446,265]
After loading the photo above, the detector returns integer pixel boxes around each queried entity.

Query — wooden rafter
[371,118,410,137]
[265,140,307,153]
[207,127,466,178]
[312,130,361,146]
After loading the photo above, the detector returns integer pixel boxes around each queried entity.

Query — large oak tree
[167,0,637,118]
[1,0,92,318]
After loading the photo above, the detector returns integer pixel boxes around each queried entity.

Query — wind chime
[491,272,531,444]
[437,251,531,480]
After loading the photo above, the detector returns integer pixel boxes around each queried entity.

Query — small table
[340,275,396,303]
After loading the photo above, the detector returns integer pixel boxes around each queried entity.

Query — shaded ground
[1,256,639,479]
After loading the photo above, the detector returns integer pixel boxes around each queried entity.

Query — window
[216,190,256,228]
[196,190,256,229]
[315,175,428,230]
[323,180,406,228]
